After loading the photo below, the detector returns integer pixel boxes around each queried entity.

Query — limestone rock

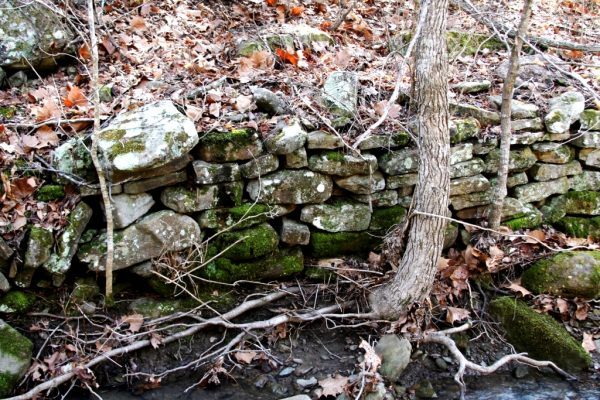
[240,154,279,179]
[108,193,155,229]
[280,218,310,245]
[160,183,243,213]
[285,147,308,169]
[334,171,385,194]
[544,91,585,134]
[247,170,333,204]
[300,201,371,232]
[452,80,491,94]
[450,118,479,144]
[197,129,263,162]
[97,101,197,182]
[569,171,600,191]
[265,119,307,154]
[513,177,570,203]
[506,172,529,188]
[579,109,600,131]
[352,190,399,207]
[0,319,33,397]
[79,210,201,272]
[379,149,418,175]
[193,161,241,184]
[532,142,574,164]
[488,96,539,119]
[375,335,412,382]
[0,0,74,70]
[580,148,600,168]
[572,132,600,148]
[450,158,485,179]
[309,152,378,176]
[450,190,493,210]
[307,130,344,149]
[450,101,500,126]
[251,86,288,115]
[53,137,95,183]
[211,223,279,261]
[358,132,410,150]
[323,71,358,118]
[495,54,563,88]
[198,203,293,231]
[450,143,473,165]
[484,147,537,174]
[529,160,582,182]
[509,130,544,145]
[123,170,187,194]
[450,174,490,196]
[24,227,53,268]
[386,173,417,189]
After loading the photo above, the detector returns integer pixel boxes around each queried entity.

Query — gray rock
[285,147,308,169]
[352,190,398,207]
[240,154,279,179]
[335,171,385,194]
[386,173,418,189]
[279,395,311,400]
[532,142,574,164]
[358,132,410,150]
[529,160,582,182]
[0,272,9,292]
[197,129,264,162]
[375,335,412,382]
[79,210,201,272]
[450,158,485,178]
[489,96,539,119]
[511,118,544,132]
[580,148,600,167]
[123,170,187,194]
[296,377,317,388]
[495,54,563,88]
[450,174,490,196]
[300,201,371,232]
[0,319,33,397]
[379,149,419,175]
[265,118,307,155]
[79,183,122,197]
[247,170,333,204]
[198,203,293,231]
[0,1,74,70]
[24,227,53,268]
[0,237,13,261]
[484,147,537,174]
[544,91,585,134]
[569,171,600,191]
[98,101,198,182]
[472,137,498,155]
[450,190,493,210]
[285,24,334,47]
[572,132,600,148]
[279,367,295,377]
[450,143,473,165]
[452,80,491,94]
[507,172,529,188]
[580,109,600,131]
[309,152,378,176]
[323,71,358,117]
[130,261,154,278]
[280,218,310,245]
[456,197,530,221]
[193,161,240,184]
[53,137,95,183]
[160,182,243,213]
[450,101,500,126]
[44,202,93,275]
[7,71,26,87]
[307,130,344,149]
[450,118,480,144]
[509,130,544,145]
[514,177,570,203]
[514,365,530,379]
[108,193,155,229]
[251,86,288,115]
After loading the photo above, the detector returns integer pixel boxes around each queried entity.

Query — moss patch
[555,216,600,240]
[211,223,279,261]
[0,320,33,397]
[369,205,407,232]
[0,291,36,313]
[309,231,379,258]
[489,297,591,372]
[36,184,65,201]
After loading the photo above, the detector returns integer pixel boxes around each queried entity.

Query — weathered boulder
[529,160,582,182]
[580,109,600,131]
[280,219,310,245]
[301,201,371,232]
[489,96,539,119]
[513,177,570,203]
[569,170,600,191]
[544,91,585,134]
[24,227,53,269]
[192,161,241,184]
[450,175,490,196]
[264,118,307,155]
[307,130,344,149]
[352,190,399,207]
[531,142,574,164]
[489,297,591,372]
[0,0,74,70]
[310,152,378,176]
[198,203,293,230]
[108,193,155,229]
[79,211,201,272]
[0,319,33,397]
[450,158,485,179]
[452,80,491,94]
[379,149,419,175]
[98,101,197,182]
[484,147,537,174]
[375,335,412,382]
[450,143,473,164]
[522,251,600,298]
[247,170,333,204]
[358,132,410,150]
[53,137,95,183]
[323,71,358,120]
[449,118,479,144]
[450,101,500,126]
[160,182,243,213]
[285,147,308,169]
[197,128,264,162]
[251,86,288,115]
[210,223,279,261]
[334,171,385,194]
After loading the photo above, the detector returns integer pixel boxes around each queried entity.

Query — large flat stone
[300,201,371,232]
[247,170,333,204]
[160,183,243,213]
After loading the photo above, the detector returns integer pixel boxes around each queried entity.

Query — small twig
[331,0,356,32]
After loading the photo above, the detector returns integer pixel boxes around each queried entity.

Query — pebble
[294,365,313,376]
[435,357,448,371]
[296,376,318,388]
[279,367,295,377]
[320,354,330,360]
[254,375,269,389]
[513,365,529,379]
[269,382,288,396]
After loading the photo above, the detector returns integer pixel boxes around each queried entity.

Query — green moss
[109,138,146,157]
[369,205,407,232]
[325,151,345,162]
[0,291,36,313]
[555,216,600,240]
[99,128,126,141]
[36,184,65,201]
[309,231,379,258]
[489,297,591,371]
[563,190,600,214]
[200,129,254,145]
[305,266,336,281]
[503,205,542,230]
[0,321,33,397]
[447,30,505,56]
[70,277,100,305]
[450,118,480,144]
[541,195,567,224]
[0,107,16,118]
[211,223,279,261]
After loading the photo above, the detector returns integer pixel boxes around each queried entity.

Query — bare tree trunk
[370,0,450,319]
[488,0,534,230]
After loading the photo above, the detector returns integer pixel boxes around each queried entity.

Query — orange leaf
[320,21,332,31]
[131,16,146,30]
[275,48,298,66]
[78,44,91,60]
[265,0,277,6]
[275,5,286,23]
[290,6,304,16]
[446,306,470,324]
[64,86,88,108]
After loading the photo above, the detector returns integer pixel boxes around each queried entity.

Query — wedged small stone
[79,210,201,272]
[472,137,498,155]
[450,174,490,196]
[198,203,293,230]
[544,91,585,134]
[452,80,491,94]
[450,143,473,165]
[44,202,93,275]
[579,148,600,168]
[484,147,537,174]
[0,237,13,261]
[450,158,484,178]
[264,118,307,155]
[572,132,600,148]
[285,147,308,169]
[569,171,600,191]
[53,137,96,183]
[98,101,198,182]
[250,86,288,115]
[197,129,264,162]
[0,319,33,397]
[24,227,53,268]
[369,205,407,232]
[540,195,567,224]
[123,170,187,194]
[240,154,279,179]
[300,201,371,232]
[247,170,333,204]
[387,173,418,189]
[160,183,243,213]
[513,177,570,203]
[530,160,581,182]
[580,109,600,131]
[375,335,412,382]
[193,161,241,184]
[507,172,529,188]
[450,190,493,210]
[352,190,398,207]
[450,118,479,144]
[509,130,544,145]
[107,193,155,229]
[309,152,378,176]
[280,218,310,245]
[211,223,279,261]
[358,132,410,150]
[532,142,574,164]
[334,171,385,194]
[323,71,358,117]
[503,203,542,230]
[379,148,419,175]
[450,101,500,126]
[456,197,529,221]
[307,130,344,149]
[489,96,539,119]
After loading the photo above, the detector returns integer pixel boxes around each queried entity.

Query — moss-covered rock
[198,203,291,230]
[198,129,264,162]
[379,148,419,175]
[531,142,574,164]
[0,319,33,397]
[540,195,567,224]
[489,297,592,371]
[192,160,241,184]
[545,91,585,135]
[503,203,542,230]
[358,131,411,150]
[70,277,100,305]
[129,297,200,318]
[450,118,480,144]
[301,201,371,232]
[556,216,600,240]
[563,190,600,215]
[309,231,379,258]
[522,251,600,298]
[36,185,65,201]
[352,190,399,208]
[529,160,582,182]
[369,205,407,232]
[52,137,96,184]
[211,223,279,261]
[513,177,570,203]
[161,182,243,213]
[247,170,333,204]
[309,152,378,177]
[24,226,53,269]
[569,170,600,191]
[0,291,36,313]
[580,109,600,131]
[484,147,537,174]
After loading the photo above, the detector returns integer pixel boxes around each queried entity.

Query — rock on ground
[0,319,33,397]
[375,335,412,382]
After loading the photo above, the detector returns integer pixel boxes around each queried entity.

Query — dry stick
[331,0,356,32]
[421,322,575,400]
[352,1,429,149]
[450,0,600,52]
[488,0,533,231]
[86,0,115,302]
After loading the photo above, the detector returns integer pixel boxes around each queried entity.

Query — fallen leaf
[209,102,221,118]
[374,100,400,118]
[275,5,286,23]
[575,301,589,320]
[275,48,298,66]
[35,126,60,147]
[234,350,257,364]
[120,314,144,333]
[150,333,163,349]
[485,245,505,272]
[79,44,91,60]
[290,6,304,16]
[318,374,349,397]
[446,306,470,323]
[582,333,596,353]
[524,229,546,243]
[131,16,147,30]
[265,0,277,6]
[235,95,254,112]
[556,298,569,314]
[33,99,61,122]
[359,340,381,374]
[64,86,88,108]
[505,280,531,297]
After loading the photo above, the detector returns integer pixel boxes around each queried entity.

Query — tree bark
[488,0,534,230]
[370,0,450,319]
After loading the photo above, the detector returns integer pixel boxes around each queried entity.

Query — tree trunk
[370,0,450,319]
[488,0,534,230]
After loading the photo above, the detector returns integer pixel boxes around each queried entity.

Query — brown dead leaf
[436,257,450,272]
[209,102,221,118]
[35,126,60,147]
[235,95,254,112]
[131,16,147,30]
[582,333,596,353]
[575,301,589,320]
[318,374,349,397]
[64,86,88,108]
[9,177,38,200]
[446,306,470,323]
[485,245,505,272]
[505,280,531,297]
[150,333,163,349]
[374,100,400,119]
[524,229,546,243]
[275,5,286,23]
[33,99,61,122]
[359,340,381,374]
[234,350,257,364]
[556,298,569,314]
[120,314,144,333]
